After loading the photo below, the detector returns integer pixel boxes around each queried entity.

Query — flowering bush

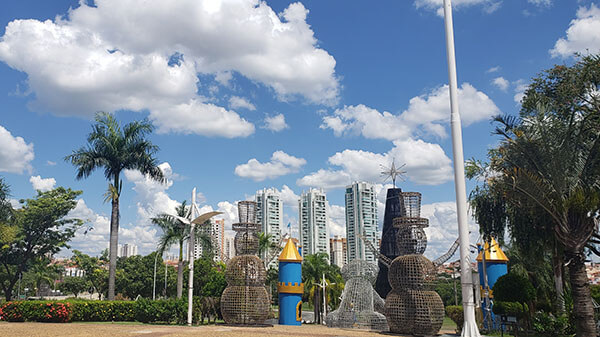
[0,301,72,322]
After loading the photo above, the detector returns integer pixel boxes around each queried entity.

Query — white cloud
[29,175,56,192]
[486,66,500,73]
[0,125,34,174]
[321,83,500,140]
[528,0,552,7]
[228,96,256,111]
[328,204,346,237]
[298,138,453,189]
[414,0,502,16]
[551,4,600,58]
[492,77,509,91]
[263,114,289,132]
[150,99,254,138]
[124,162,180,225]
[235,151,306,181]
[46,160,57,166]
[0,0,339,133]
[513,79,528,104]
[420,201,480,261]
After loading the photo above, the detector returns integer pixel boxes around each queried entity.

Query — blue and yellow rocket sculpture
[278,239,303,326]
[477,237,509,329]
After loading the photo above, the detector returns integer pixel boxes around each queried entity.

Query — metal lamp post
[442,0,481,336]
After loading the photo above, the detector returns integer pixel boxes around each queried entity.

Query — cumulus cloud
[150,99,254,137]
[228,96,256,111]
[321,83,500,140]
[421,201,480,261]
[513,79,529,104]
[492,77,509,91]
[29,175,56,192]
[124,162,180,225]
[414,0,502,16]
[551,4,600,58]
[0,0,339,136]
[235,151,306,181]
[298,138,453,189]
[0,125,34,174]
[263,114,289,132]
[328,204,346,237]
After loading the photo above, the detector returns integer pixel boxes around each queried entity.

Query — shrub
[531,311,574,336]
[0,301,72,322]
[68,300,135,322]
[134,298,186,324]
[492,301,529,318]
[492,273,535,304]
[446,305,483,334]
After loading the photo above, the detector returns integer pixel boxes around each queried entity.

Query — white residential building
[117,243,138,258]
[345,182,378,262]
[224,233,236,260]
[330,235,347,268]
[299,188,330,260]
[194,218,225,261]
[255,188,283,266]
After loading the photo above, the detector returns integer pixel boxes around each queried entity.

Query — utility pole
[187,187,197,326]
[442,0,480,336]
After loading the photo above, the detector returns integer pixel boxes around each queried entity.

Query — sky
[0,0,598,260]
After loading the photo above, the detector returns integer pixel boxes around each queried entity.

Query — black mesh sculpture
[325,260,388,331]
[375,188,405,299]
[384,201,445,336]
[220,201,270,324]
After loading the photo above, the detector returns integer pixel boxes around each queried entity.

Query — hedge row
[0,298,218,324]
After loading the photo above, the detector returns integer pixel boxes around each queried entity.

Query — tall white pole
[187,188,196,326]
[442,1,481,336]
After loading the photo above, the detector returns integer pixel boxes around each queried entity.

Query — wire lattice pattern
[220,201,269,325]
[325,260,388,331]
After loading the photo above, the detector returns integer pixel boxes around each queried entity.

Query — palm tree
[258,232,280,268]
[302,253,332,324]
[65,112,164,300]
[152,201,188,298]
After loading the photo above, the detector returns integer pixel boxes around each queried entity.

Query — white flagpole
[442,1,481,336]
[187,187,196,326]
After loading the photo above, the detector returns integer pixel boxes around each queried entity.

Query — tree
[115,252,176,299]
[59,276,89,298]
[152,201,189,298]
[0,178,17,250]
[0,188,82,300]
[71,250,108,299]
[479,55,600,336]
[258,232,280,268]
[65,112,164,300]
[302,253,336,324]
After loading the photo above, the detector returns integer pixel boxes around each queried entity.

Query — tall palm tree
[152,201,188,298]
[66,112,164,300]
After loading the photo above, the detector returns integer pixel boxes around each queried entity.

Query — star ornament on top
[380,159,407,188]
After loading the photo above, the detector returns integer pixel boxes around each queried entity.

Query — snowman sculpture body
[220,201,270,325]
[385,212,445,335]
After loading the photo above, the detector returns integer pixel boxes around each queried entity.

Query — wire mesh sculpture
[325,260,389,331]
[221,201,270,325]
[385,202,445,336]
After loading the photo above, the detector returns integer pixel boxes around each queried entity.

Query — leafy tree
[115,252,176,299]
[0,188,81,300]
[66,112,164,300]
[473,55,600,335]
[192,257,226,298]
[0,178,17,250]
[59,276,90,298]
[493,273,536,304]
[152,201,189,298]
[71,250,108,299]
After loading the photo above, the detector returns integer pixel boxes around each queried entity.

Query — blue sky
[0,0,598,259]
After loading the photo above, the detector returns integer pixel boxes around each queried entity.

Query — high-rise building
[345,182,378,262]
[194,218,225,261]
[224,233,236,260]
[329,235,347,268]
[299,188,330,259]
[255,188,283,267]
[117,243,138,258]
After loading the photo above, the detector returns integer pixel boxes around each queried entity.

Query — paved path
[0,322,458,337]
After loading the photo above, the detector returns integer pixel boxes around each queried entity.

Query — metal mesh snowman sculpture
[220,201,270,325]
[325,260,388,330]
[384,215,445,336]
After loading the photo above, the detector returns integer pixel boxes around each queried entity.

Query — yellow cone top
[476,237,509,262]
[279,239,302,262]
